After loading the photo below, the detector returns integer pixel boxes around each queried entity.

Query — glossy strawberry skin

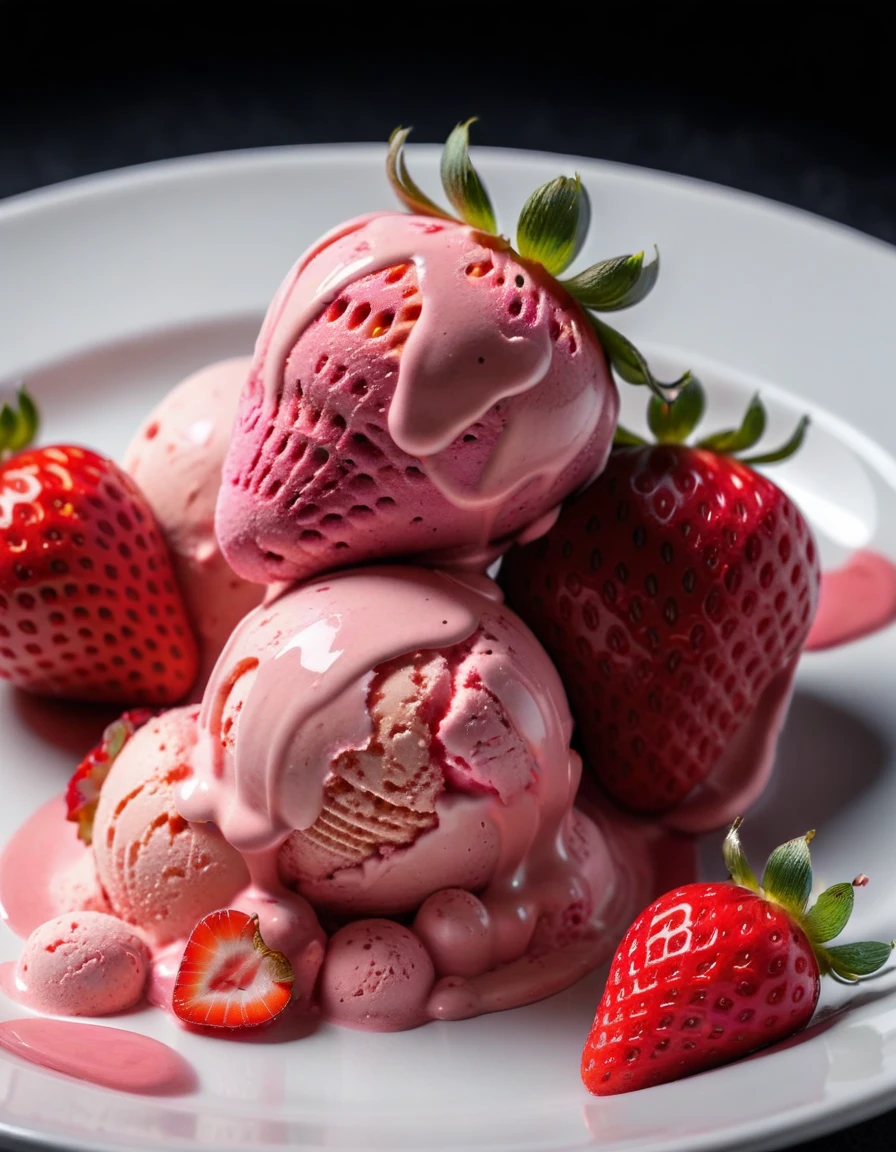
[0,446,198,704]
[582,881,820,1095]
[500,445,820,813]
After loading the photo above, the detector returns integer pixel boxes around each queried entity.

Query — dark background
[2,4,895,1150]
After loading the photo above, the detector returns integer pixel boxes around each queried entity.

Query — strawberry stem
[0,386,40,458]
[722,820,892,982]
[611,378,810,467]
[441,119,498,234]
[384,120,692,403]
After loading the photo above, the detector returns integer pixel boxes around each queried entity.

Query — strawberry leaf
[822,940,894,982]
[387,127,456,222]
[722,818,759,891]
[517,175,589,277]
[588,316,690,402]
[564,248,659,312]
[440,119,497,234]
[648,376,706,444]
[805,882,855,944]
[740,415,810,466]
[0,404,14,452]
[697,394,766,453]
[761,830,815,917]
[612,425,648,448]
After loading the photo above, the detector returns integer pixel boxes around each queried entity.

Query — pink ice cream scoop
[15,912,149,1016]
[216,212,619,585]
[180,566,642,1021]
[93,706,250,945]
[124,359,265,689]
[319,919,435,1032]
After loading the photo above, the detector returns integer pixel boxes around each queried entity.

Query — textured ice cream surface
[184,566,575,915]
[124,359,265,689]
[217,213,618,585]
[93,706,250,945]
[53,853,111,917]
[15,912,149,1016]
[319,919,435,1032]
[275,636,538,914]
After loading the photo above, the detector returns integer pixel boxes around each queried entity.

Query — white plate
[1,144,896,1152]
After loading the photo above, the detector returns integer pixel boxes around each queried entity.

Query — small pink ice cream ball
[16,912,149,1016]
[319,919,435,1032]
[93,707,250,945]
[414,889,492,979]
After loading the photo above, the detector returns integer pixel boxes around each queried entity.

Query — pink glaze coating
[319,919,435,1031]
[14,911,149,1016]
[124,358,265,689]
[93,707,250,945]
[805,550,896,651]
[0,797,85,939]
[0,1018,197,1094]
[180,564,641,1018]
[216,212,618,584]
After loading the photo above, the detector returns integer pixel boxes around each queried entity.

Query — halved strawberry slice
[173,909,295,1029]
[65,708,154,844]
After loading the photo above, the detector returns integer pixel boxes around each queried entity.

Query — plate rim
[2,140,896,1152]
[1,141,894,270]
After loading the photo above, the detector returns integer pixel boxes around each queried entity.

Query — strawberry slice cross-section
[173,909,295,1029]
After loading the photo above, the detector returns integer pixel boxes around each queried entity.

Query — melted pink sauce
[0,796,85,939]
[805,550,896,651]
[0,1017,196,1095]
[255,212,604,516]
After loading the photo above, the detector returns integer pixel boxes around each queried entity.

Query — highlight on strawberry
[500,378,820,821]
[65,708,154,844]
[0,386,199,704]
[173,909,295,1030]
[582,819,893,1095]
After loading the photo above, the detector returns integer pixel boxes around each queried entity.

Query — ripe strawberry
[217,120,688,585]
[173,909,295,1029]
[65,708,154,844]
[582,819,893,1095]
[0,389,199,704]
[501,381,820,815]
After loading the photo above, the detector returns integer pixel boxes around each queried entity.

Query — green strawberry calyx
[387,120,689,402]
[723,817,894,983]
[613,375,809,465]
[0,386,40,461]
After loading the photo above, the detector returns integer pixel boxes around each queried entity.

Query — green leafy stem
[386,121,686,401]
[724,818,893,983]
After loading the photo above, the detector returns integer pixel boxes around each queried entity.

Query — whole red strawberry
[582,819,892,1095]
[217,120,688,585]
[0,389,199,704]
[501,381,820,818]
